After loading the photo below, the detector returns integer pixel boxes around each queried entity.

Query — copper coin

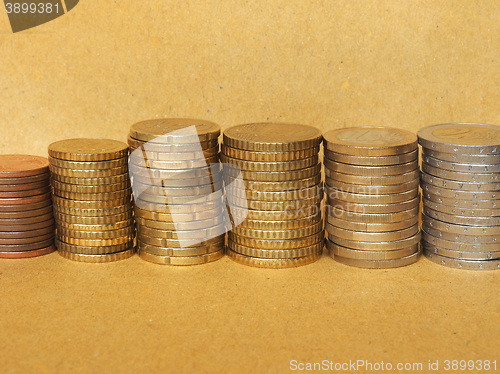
[0,191,52,206]
[0,180,49,192]
[0,245,55,258]
[0,238,54,252]
[0,186,50,198]
[0,225,55,239]
[0,204,53,218]
[0,232,54,245]
[0,155,49,178]
[0,212,54,225]
[0,172,50,185]
[0,219,54,232]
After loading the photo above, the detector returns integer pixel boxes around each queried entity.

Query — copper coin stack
[324,127,421,268]
[419,123,500,271]
[128,119,226,265]
[0,155,55,259]
[223,123,324,268]
[49,139,135,262]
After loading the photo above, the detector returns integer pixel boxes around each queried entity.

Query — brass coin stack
[48,139,135,262]
[419,123,500,271]
[223,123,324,268]
[0,155,55,258]
[128,119,226,265]
[324,127,421,268]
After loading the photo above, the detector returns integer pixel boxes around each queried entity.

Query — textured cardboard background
[0,1,499,373]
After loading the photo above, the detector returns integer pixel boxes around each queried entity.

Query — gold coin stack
[419,123,500,271]
[48,139,135,262]
[324,127,421,268]
[128,119,226,265]
[0,155,55,259]
[223,123,324,268]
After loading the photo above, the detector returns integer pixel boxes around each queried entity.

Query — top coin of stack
[419,123,500,271]
[128,118,227,265]
[222,123,324,268]
[48,139,135,263]
[0,155,55,259]
[323,127,421,269]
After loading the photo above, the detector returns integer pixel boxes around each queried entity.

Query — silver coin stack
[128,119,227,266]
[324,127,421,268]
[419,123,500,271]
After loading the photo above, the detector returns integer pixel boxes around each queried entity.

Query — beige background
[0,1,499,373]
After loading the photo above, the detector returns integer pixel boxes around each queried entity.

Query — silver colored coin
[327,215,418,232]
[138,233,224,248]
[422,222,498,244]
[421,228,500,252]
[421,171,500,192]
[422,197,500,217]
[325,178,419,195]
[325,149,418,166]
[129,145,218,161]
[422,148,500,164]
[422,163,500,183]
[418,123,500,155]
[328,206,418,223]
[325,159,418,176]
[138,241,223,257]
[333,249,421,269]
[326,239,419,261]
[128,137,218,151]
[423,249,500,270]
[422,153,500,173]
[227,195,323,211]
[234,215,322,230]
[328,195,420,214]
[231,221,323,240]
[134,198,224,213]
[325,186,418,204]
[129,155,218,170]
[423,206,500,226]
[138,223,226,240]
[227,184,322,202]
[423,191,500,210]
[420,182,500,200]
[422,240,500,260]
[423,214,500,235]
[229,204,322,222]
[228,240,323,259]
[325,222,419,242]
[326,168,419,186]
[132,180,222,197]
[225,174,322,192]
[129,163,221,180]
[136,215,225,231]
[327,231,421,251]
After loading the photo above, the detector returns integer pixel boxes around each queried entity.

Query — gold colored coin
[55,210,133,224]
[48,139,128,161]
[325,178,419,195]
[323,127,417,156]
[132,180,222,197]
[228,183,322,202]
[220,154,318,172]
[324,159,418,176]
[57,218,134,232]
[57,234,134,247]
[49,164,129,178]
[327,206,418,223]
[327,215,418,232]
[57,226,135,239]
[138,241,223,257]
[129,163,221,180]
[325,149,418,166]
[53,196,131,209]
[138,248,224,265]
[333,249,421,269]
[137,223,225,240]
[228,231,324,249]
[51,179,130,193]
[128,137,218,152]
[326,240,419,261]
[224,123,322,151]
[325,168,419,186]
[54,188,132,201]
[226,249,321,268]
[328,231,421,251]
[48,157,127,170]
[55,239,134,255]
[326,223,419,242]
[224,164,321,182]
[236,215,322,230]
[228,195,323,211]
[129,155,218,170]
[325,186,418,204]
[134,198,223,214]
[228,240,323,259]
[58,248,135,262]
[231,221,323,240]
[136,190,223,205]
[222,145,320,161]
[136,215,225,231]
[54,203,133,217]
[134,206,223,222]
[230,204,322,222]
[51,173,129,186]
[129,145,219,161]
[129,118,220,143]
[328,195,420,213]
[226,174,322,192]
[138,234,224,249]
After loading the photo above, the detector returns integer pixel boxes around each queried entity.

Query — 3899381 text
[5,2,62,14]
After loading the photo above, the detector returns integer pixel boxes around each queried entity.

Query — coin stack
[128,119,226,265]
[419,123,500,271]
[324,127,421,268]
[48,139,135,262]
[0,155,55,259]
[222,123,324,268]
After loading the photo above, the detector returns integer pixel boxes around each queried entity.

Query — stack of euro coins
[128,119,226,265]
[222,123,324,268]
[419,123,500,271]
[48,139,135,263]
[0,155,55,259]
[324,127,421,268]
